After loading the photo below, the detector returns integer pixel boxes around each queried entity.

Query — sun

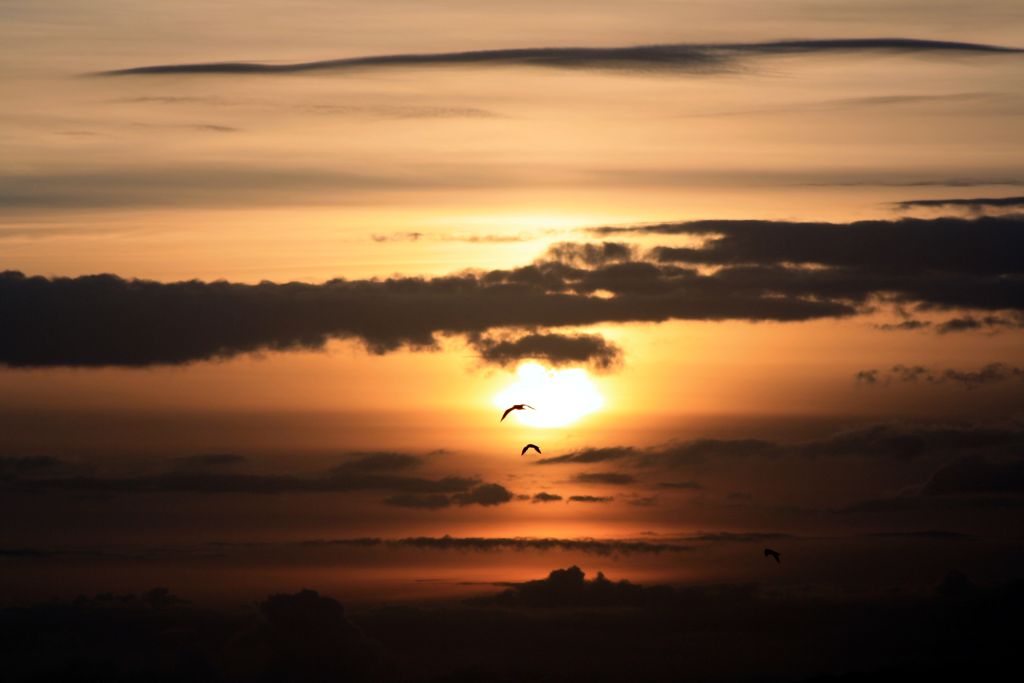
[492,362,604,428]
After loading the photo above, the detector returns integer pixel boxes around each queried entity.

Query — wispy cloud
[97,38,1022,77]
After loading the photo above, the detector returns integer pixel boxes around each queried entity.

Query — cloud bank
[3,215,1021,367]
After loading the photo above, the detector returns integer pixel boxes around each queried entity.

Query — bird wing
[523,404,535,410]
[501,407,514,422]
[520,445,529,455]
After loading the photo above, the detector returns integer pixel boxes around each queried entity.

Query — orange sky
[2,0,1024,604]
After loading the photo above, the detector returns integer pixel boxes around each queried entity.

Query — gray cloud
[572,472,636,485]
[471,332,622,370]
[856,363,1024,388]
[567,495,613,503]
[1,452,483,497]
[895,195,1024,213]
[538,421,1024,467]
[98,38,1023,77]
[4,216,1021,367]
[532,492,563,503]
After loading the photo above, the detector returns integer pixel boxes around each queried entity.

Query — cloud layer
[3,215,1021,367]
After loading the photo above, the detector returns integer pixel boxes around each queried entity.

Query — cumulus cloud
[470,332,622,370]
[98,38,1023,77]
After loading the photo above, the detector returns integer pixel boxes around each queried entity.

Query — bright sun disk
[492,362,604,428]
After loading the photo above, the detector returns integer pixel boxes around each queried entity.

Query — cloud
[656,481,704,490]
[305,535,694,556]
[936,314,1023,333]
[539,421,1024,467]
[895,195,1024,214]
[685,532,794,543]
[470,565,676,608]
[1,452,485,497]
[470,332,622,370]
[567,495,613,503]
[385,483,514,509]
[922,456,1024,496]
[4,215,1021,367]
[542,241,635,267]
[452,483,514,507]
[856,363,1024,388]
[171,453,248,470]
[98,38,1023,77]
[532,492,563,503]
[535,446,638,465]
[571,472,636,485]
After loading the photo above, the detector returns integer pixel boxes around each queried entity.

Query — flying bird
[521,444,541,456]
[764,548,781,564]
[500,404,534,422]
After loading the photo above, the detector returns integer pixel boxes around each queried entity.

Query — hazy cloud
[856,363,1024,388]
[572,472,636,485]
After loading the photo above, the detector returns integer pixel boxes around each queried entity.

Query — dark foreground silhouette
[1,567,1021,682]
[521,443,542,456]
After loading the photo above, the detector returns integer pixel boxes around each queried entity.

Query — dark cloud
[171,453,248,470]
[98,38,1023,77]
[541,421,1024,468]
[470,332,622,370]
[385,483,514,509]
[542,241,635,267]
[611,216,1024,276]
[864,530,976,540]
[656,481,704,490]
[936,314,1023,333]
[532,492,563,503]
[567,495,613,503]
[856,363,1024,388]
[895,195,1024,213]
[571,472,636,485]
[685,532,794,543]
[471,565,676,608]
[452,483,514,507]
[535,446,638,465]
[922,456,1024,496]
[1,452,483,498]
[308,535,694,556]
[5,215,1022,367]
[875,318,932,331]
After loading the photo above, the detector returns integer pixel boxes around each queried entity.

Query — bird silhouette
[764,548,781,563]
[500,404,535,422]
[521,443,541,456]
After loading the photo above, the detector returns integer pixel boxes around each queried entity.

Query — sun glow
[493,362,604,428]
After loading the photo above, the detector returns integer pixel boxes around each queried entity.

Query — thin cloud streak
[97,38,1023,76]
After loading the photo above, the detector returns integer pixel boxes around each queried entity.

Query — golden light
[492,362,604,428]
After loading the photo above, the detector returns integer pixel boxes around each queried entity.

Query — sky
[2,0,1024,652]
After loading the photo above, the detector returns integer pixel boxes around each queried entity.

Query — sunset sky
[2,0,1023,618]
